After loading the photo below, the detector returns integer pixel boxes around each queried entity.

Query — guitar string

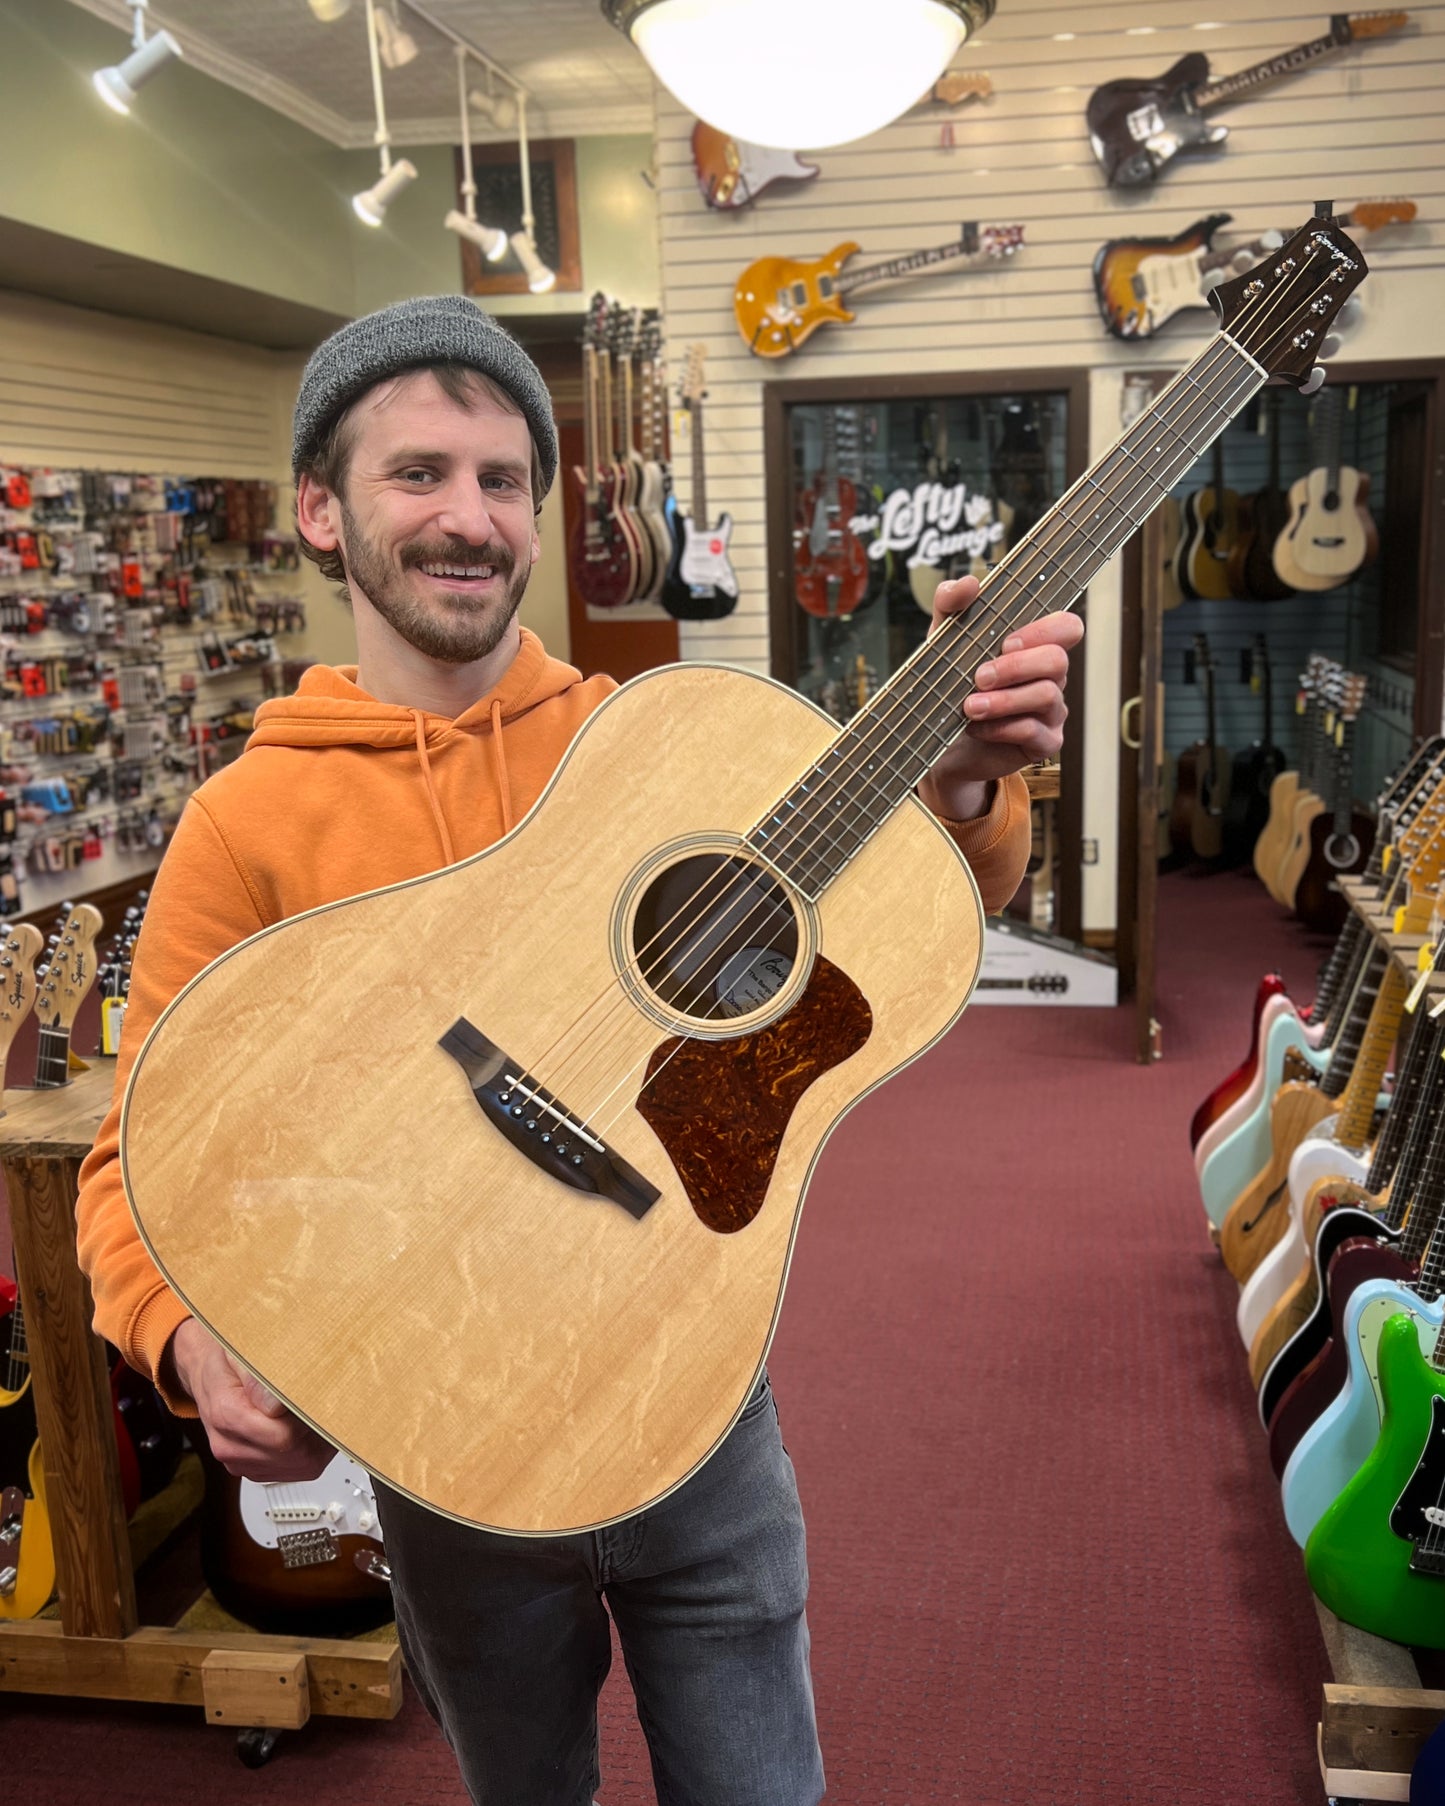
[525,297,1309,1134]
[556,339,1282,1135]
[515,334,1262,1124]
[570,248,1351,1134]
[495,249,1338,1143]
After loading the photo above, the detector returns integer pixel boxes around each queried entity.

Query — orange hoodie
[75,629,1031,1411]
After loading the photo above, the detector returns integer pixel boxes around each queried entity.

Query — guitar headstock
[1192,631,1213,674]
[0,923,43,1054]
[638,308,662,366]
[34,902,104,1033]
[1349,197,1417,232]
[932,71,993,105]
[605,298,635,362]
[1209,214,1367,386]
[581,290,609,351]
[980,223,1025,258]
[1343,9,1409,39]
[680,345,708,410]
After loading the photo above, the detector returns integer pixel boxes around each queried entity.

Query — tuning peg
[1301,366,1327,397]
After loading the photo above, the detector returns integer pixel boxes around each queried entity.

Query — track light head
[353,157,419,225]
[445,209,510,261]
[92,27,184,116]
[375,6,420,67]
[510,231,556,294]
[468,86,519,132]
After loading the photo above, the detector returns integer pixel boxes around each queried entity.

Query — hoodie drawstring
[412,711,456,866]
[489,698,515,835]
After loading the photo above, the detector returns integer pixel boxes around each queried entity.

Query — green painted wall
[1,1,658,322]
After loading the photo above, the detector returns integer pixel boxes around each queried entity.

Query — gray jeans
[373,1375,825,1806]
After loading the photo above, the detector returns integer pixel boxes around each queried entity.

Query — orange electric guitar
[734,223,1024,360]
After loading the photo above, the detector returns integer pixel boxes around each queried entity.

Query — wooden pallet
[0,1063,403,1734]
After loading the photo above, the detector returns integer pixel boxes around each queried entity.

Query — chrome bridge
[439,1018,660,1221]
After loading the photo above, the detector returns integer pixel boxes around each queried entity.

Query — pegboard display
[0,465,308,919]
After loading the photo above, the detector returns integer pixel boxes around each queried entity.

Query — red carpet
[3,867,1334,1804]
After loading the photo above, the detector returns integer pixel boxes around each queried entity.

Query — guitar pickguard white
[239,1451,382,1551]
[680,515,740,598]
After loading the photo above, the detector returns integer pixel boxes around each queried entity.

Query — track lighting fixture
[602,0,994,148]
[468,85,519,132]
[375,2,420,68]
[445,210,509,260]
[510,231,557,295]
[92,0,183,116]
[352,0,416,226]
[354,158,419,224]
[447,49,510,260]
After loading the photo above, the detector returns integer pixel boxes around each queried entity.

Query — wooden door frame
[762,367,1091,942]
[1113,357,1445,995]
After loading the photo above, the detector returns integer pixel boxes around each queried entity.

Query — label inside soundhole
[715,946,793,1018]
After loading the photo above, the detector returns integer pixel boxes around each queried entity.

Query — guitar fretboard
[838,228,983,294]
[34,1024,71,1090]
[1194,24,1352,109]
[748,334,1267,898]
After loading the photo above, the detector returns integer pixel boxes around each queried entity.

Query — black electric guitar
[660,346,739,622]
[1087,12,1409,188]
[1220,636,1287,866]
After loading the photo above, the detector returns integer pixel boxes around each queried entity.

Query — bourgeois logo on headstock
[1208,212,1367,386]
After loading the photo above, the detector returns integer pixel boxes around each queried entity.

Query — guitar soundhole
[629,853,801,1027]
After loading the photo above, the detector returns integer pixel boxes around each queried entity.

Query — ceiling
[66,0,656,146]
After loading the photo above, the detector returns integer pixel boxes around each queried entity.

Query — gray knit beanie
[291,294,558,498]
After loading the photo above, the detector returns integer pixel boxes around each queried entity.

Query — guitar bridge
[1408,1544,1445,1578]
[277,1527,338,1570]
[439,1019,660,1221]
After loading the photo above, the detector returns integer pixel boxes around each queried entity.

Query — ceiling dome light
[510,231,556,294]
[92,25,184,115]
[353,157,418,224]
[308,0,353,18]
[603,0,992,148]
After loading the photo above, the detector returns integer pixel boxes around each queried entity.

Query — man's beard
[338,502,531,666]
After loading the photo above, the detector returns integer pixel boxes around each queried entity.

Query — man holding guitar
[75,296,1080,1805]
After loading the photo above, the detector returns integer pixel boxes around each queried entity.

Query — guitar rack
[1310,875,1445,1802]
[0,1062,402,1752]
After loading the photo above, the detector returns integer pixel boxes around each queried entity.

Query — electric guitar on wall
[734,223,1025,360]
[660,346,739,622]
[691,122,820,211]
[1092,200,1416,340]
[567,297,638,612]
[119,215,1368,1539]
[607,303,654,604]
[1087,11,1409,188]
[634,312,676,608]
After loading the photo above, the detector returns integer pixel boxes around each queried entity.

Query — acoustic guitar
[1219,636,1286,867]
[1169,634,1231,861]
[1086,11,1409,188]
[1272,387,1379,593]
[1292,673,1373,932]
[119,217,1367,1537]
[734,223,1024,360]
[1228,392,1295,603]
[1176,438,1243,601]
[1252,657,1323,900]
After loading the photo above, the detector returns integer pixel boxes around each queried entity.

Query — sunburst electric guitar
[120,218,1367,1537]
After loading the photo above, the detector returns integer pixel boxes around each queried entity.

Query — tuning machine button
[1300,366,1327,397]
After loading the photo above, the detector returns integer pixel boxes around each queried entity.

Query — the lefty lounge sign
[849,480,1006,568]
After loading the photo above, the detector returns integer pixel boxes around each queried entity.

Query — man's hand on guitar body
[919,575,1083,821]
[166,1317,333,1483]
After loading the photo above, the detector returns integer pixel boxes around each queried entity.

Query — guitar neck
[34,1023,71,1090]
[690,399,707,526]
[581,345,600,506]
[1194,21,1358,110]
[746,328,1268,895]
[838,229,983,295]
[1335,962,1410,1150]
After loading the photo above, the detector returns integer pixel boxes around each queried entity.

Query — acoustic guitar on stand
[1087,12,1409,187]
[734,223,1025,360]
[1175,437,1244,601]
[120,215,1368,1539]
[1273,386,1379,593]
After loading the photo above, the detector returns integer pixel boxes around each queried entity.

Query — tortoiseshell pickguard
[635,955,873,1233]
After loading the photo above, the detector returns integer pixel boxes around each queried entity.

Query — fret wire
[755,340,1263,888]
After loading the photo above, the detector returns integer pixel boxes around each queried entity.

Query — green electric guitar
[1305,1309,1445,1645]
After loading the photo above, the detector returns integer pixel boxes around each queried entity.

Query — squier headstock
[33,903,104,1087]
[0,924,44,1106]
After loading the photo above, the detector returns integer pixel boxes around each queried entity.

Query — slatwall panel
[654,0,1445,921]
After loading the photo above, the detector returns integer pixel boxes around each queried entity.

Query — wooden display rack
[0,1062,402,1746]
[1307,879,1445,1800]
